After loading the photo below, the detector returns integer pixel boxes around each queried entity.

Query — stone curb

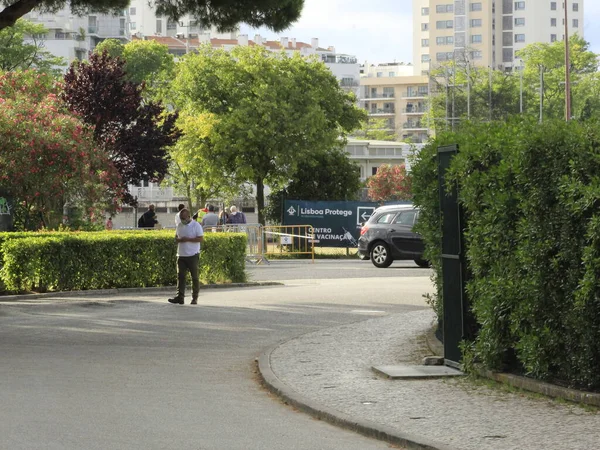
[0,281,283,302]
[257,341,456,450]
[424,324,600,408]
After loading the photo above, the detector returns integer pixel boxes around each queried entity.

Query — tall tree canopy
[170,45,365,224]
[0,0,304,32]
[62,52,179,204]
[0,18,65,73]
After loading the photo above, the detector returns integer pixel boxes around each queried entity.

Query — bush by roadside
[411,117,600,391]
[0,230,246,293]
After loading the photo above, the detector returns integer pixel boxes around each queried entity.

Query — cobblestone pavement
[267,309,600,450]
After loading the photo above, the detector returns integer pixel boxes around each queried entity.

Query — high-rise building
[413,0,585,75]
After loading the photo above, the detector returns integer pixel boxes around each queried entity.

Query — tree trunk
[0,0,40,31]
[256,177,265,225]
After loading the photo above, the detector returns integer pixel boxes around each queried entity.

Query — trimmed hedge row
[0,230,247,292]
[412,118,600,391]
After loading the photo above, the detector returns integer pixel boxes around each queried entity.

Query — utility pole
[519,59,523,114]
[452,52,456,131]
[488,66,492,121]
[564,0,572,121]
[539,65,544,124]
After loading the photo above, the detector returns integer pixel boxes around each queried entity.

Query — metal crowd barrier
[262,225,315,262]
[204,223,268,265]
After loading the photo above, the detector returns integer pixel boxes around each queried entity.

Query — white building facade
[413,0,585,75]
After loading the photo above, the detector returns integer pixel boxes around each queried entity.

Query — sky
[240,0,600,65]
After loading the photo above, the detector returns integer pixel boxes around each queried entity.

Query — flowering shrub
[366,164,412,202]
[0,70,122,229]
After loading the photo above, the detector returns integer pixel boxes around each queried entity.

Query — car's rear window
[376,212,397,224]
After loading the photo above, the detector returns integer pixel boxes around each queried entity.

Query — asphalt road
[0,260,433,450]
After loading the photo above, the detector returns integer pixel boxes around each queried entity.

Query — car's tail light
[360,225,369,236]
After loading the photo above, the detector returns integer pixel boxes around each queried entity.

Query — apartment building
[413,0,585,75]
[138,34,360,93]
[24,6,129,64]
[360,62,415,78]
[359,75,430,143]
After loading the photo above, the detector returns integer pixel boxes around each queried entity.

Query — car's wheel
[370,242,393,268]
[414,259,430,268]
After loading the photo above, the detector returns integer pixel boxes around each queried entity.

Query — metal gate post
[437,144,475,368]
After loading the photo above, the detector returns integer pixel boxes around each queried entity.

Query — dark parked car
[357,204,428,268]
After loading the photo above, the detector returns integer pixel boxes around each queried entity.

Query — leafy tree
[93,38,124,59]
[164,109,246,212]
[170,45,365,224]
[265,148,361,223]
[0,19,65,74]
[0,70,122,229]
[353,117,395,141]
[94,38,175,88]
[62,51,179,205]
[427,35,600,129]
[366,164,412,202]
[0,0,303,32]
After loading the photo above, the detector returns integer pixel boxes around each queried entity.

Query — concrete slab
[372,364,464,379]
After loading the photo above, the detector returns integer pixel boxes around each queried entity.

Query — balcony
[403,122,427,130]
[340,79,360,87]
[402,91,429,98]
[403,106,427,114]
[364,92,395,100]
[369,108,396,116]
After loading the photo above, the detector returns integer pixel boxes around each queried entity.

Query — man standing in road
[201,204,219,228]
[168,208,204,305]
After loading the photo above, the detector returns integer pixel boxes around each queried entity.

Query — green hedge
[0,230,247,292]
[412,118,600,391]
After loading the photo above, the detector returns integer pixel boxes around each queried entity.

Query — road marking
[351,309,386,314]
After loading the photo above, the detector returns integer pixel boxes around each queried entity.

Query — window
[515,18,525,26]
[383,87,395,97]
[129,7,136,15]
[514,1,525,10]
[436,52,448,61]
[421,7,429,15]
[421,54,430,62]
[550,2,556,10]
[503,48,514,62]
[551,34,557,42]
[388,72,395,77]
[470,2,482,11]
[436,4,454,13]
[436,20,454,29]
[515,33,525,43]
[436,36,453,45]
[421,23,429,31]
[551,18,556,26]
[394,211,417,225]
[167,20,177,30]
[471,34,482,43]
[421,38,429,47]
[376,72,383,77]
[471,19,482,27]
[573,3,578,12]
[130,22,136,30]
[573,19,579,28]
[156,19,162,34]
[471,51,483,60]
[418,86,428,95]
[377,212,396,223]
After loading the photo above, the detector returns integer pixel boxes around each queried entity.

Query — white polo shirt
[176,220,204,257]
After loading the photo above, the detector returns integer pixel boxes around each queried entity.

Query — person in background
[219,208,229,226]
[139,204,158,228]
[168,208,204,305]
[196,203,209,223]
[175,203,185,226]
[201,204,219,228]
[105,216,113,230]
[227,205,247,224]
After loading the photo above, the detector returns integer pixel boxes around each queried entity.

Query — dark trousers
[176,254,200,300]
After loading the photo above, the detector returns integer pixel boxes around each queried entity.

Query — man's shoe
[168,297,184,305]
[190,299,198,305]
